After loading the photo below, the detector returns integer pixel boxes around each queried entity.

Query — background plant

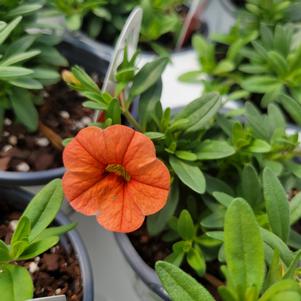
[50,0,185,51]
[181,0,301,125]
[0,1,67,132]
[0,179,75,300]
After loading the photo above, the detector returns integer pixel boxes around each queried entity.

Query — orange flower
[62,125,170,233]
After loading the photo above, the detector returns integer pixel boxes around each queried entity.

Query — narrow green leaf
[196,140,235,160]
[0,50,40,66]
[0,16,22,45]
[0,66,33,79]
[170,156,205,194]
[131,57,168,96]
[0,264,33,301]
[155,261,215,301]
[263,168,290,242]
[290,192,301,225]
[224,198,265,296]
[33,223,76,242]
[19,236,59,260]
[22,179,64,241]
[177,210,195,240]
[11,216,31,246]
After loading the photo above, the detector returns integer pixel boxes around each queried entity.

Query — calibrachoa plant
[0,180,75,300]
[61,50,301,292]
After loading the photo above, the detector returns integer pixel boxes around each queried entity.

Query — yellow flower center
[105,164,131,182]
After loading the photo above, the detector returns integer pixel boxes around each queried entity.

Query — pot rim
[0,186,94,301]
[114,232,170,301]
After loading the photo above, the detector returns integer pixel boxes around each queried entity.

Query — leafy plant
[0,179,76,300]
[50,0,185,50]
[0,1,67,132]
[156,198,301,301]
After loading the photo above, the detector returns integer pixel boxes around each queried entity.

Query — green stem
[123,109,142,132]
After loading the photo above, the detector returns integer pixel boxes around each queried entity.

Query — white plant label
[27,296,66,301]
[94,7,142,121]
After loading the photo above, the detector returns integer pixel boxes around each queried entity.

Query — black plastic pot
[0,186,93,301]
[114,233,170,301]
[219,0,244,15]
[0,38,108,186]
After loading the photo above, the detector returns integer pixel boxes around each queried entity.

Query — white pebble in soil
[59,110,70,119]
[81,116,92,125]
[16,162,30,172]
[9,220,18,232]
[4,118,12,126]
[28,262,39,274]
[2,145,12,152]
[34,256,40,263]
[36,137,49,147]
[74,121,84,129]
[8,135,17,145]
[3,131,9,137]
[55,288,62,295]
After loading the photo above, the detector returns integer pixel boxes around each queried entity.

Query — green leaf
[0,66,33,79]
[0,50,40,66]
[187,246,206,276]
[37,46,68,67]
[261,228,293,266]
[131,57,168,96]
[263,168,290,242]
[289,192,301,225]
[0,241,10,262]
[19,237,59,260]
[0,16,22,45]
[33,223,76,242]
[11,216,31,246]
[106,98,121,124]
[6,4,42,17]
[170,156,205,194]
[138,79,162,130]
[259,280,300,301]
[9,88,38,132]
[9,77,43,90]
[175,151,198,161]
[246,139,271,153]
[82,101,107,110]
[0,264,33,301]
[196,140,235,160]
[22,179,64,241]
[213,192,233,207]
[241,76,281,93]
[241,164,262,209]
[155,261,215,301]
[224,198,265,297]
[174,93,221,134]
[144,132,165,140]
[177,210,195,241]
[280,94,301,125]
[283,250,301,279]
[71,66,100,92]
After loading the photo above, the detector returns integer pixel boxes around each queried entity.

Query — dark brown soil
[0,79,95,172]
[0,202,83,300]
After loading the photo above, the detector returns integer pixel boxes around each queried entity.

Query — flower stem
[123,109,142,131]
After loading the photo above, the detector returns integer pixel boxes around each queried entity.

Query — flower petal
[130,159,170,190]
[62,171,104,215]
[65,126,108,168]
[126,179,169,215]
[97,182,145,233]
[123,131,157,173]
[102,125,135,164]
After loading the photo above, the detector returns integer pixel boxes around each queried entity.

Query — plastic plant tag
[94,7,142,121]
[176,0,208,50]
[27,296,66,301]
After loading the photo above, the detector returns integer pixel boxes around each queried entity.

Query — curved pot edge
[114,232,170,301]
[0,186,94,301]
